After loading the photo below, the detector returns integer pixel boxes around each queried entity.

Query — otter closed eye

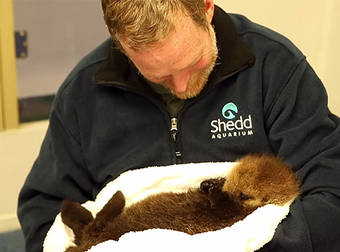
[239,192,253,201]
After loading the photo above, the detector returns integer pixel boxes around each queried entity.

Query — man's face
[120,13,218,99]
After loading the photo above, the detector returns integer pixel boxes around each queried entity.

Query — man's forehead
[122,17,208,77]
[136,37,203,71]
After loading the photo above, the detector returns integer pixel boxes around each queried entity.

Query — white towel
[43,162,291,252]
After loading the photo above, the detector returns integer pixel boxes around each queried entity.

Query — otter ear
[93,190,126,224]
[60,200,94,244]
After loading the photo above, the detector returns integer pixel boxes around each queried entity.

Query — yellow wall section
[0,0,19,130]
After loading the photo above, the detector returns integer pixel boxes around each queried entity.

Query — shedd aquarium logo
[210,102,254,139]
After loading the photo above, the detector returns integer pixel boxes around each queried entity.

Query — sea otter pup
[60,154,300,252]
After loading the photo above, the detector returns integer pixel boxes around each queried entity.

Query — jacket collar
[94,6,255,91]
[209,6,255,84]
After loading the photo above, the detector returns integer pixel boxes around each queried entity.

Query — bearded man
[18,1,340,251]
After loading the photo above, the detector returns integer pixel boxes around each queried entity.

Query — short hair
[101,0,209,50]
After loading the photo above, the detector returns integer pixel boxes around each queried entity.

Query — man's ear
[204,0,215,23]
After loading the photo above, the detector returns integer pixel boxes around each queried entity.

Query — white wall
[215,0,340,115]
[14,0,108,98]
[0,121,48,232]
[1,1,340,233]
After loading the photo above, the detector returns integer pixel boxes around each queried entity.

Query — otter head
[222,154,300,208]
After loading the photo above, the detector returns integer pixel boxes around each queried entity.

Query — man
[18,0,340,251]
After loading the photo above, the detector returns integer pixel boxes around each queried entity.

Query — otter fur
[60,154,300,252]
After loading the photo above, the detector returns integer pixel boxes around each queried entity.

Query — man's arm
[17,94,95,252]
[261,60,340,251]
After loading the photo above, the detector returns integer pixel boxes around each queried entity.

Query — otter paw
[200,178,226,194]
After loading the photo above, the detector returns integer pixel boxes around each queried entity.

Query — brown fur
[60,154,300,252]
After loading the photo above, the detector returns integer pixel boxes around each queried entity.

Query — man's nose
[171,72,191,92]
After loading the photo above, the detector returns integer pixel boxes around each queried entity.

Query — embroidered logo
[222,102,238,119]
[210,102,254,139]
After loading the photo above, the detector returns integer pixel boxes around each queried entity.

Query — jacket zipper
[170,117,182,163]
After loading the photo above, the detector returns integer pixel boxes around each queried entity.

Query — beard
[158,26,218,100]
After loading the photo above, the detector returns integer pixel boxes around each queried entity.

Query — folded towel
[43,162,291,252]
